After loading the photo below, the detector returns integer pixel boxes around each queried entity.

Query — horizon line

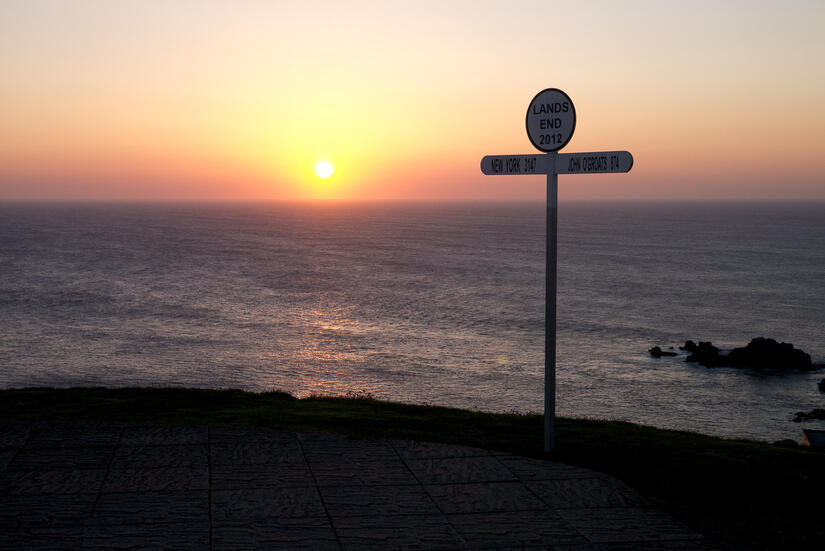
[3,197,825,205]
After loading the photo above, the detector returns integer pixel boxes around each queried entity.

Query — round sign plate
[526,88,576,152]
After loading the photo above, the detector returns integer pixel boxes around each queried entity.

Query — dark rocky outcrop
[793,408,825,423]
[649,346,677,358]
[680,340,698,352]
[724,337,813,370]
[685,341,722,366]
[680,337,817,371]
[819,378,825,392]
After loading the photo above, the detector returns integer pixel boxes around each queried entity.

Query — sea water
[1,200,823,442]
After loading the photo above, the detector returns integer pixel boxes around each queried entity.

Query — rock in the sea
[793,408,825,423]
[725,337,813,370]
[679,337,818,371]
[685,341,722,366]
[818,378,825,392]
[680,340,698,352]
[649,346,677,358]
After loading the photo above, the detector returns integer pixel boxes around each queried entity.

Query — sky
[1,0,824,201]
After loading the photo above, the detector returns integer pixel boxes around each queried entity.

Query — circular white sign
[526,88,576,152]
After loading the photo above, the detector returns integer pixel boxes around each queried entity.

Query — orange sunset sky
[1,0,824,201]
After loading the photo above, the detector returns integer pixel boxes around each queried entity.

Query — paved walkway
[0,422,716,550]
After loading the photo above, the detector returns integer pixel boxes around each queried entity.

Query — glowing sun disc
[315,160,334,179]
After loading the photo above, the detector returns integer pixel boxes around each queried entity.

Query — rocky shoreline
[793,408,825,423]
[650,337,823,371]
[649,338,825,431]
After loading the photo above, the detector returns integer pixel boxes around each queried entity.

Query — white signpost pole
[527,88,574,454]
[545,151,558,452]
[480,88,632,453]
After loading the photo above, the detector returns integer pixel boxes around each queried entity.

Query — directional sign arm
[481,151,633,176]
[480,154,550,175]
[555,151,633,174]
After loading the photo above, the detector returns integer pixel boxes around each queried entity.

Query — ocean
[1,200,824,442]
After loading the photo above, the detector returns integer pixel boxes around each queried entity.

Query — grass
[1,386,823,550]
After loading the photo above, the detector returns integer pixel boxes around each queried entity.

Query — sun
[314,160,334,179]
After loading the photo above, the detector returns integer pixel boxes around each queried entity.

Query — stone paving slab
[0,492,96,530]
[91,490,209,525]
[212,517,339,550]
[334,513,466,550]
[321,483,435,519]
[405,455,517,484]
[302,436,397,458]
[306,450,418,487]
[0,421,717,550]
[556,507,704,544]
[559,540,724,550]
[110,443,208,469]
[0,449,16,471]
[446,509,589,548]
[2,534,83,551]
[498,455,607,480]
[102,465,209,493]
[211,458,312,489]
[210,440,301,466]
[6,445,114,471]
[0,468,107,495]
[82,521,209,550]
[423,481,545,514]
[0,422,33,449]
[212,486,325,521]
[390,440,492,460]
[525,477,651,509]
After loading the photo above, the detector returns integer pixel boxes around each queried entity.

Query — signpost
[480,88,633,453]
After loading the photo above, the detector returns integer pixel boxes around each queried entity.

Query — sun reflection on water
[279,305,384,398]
